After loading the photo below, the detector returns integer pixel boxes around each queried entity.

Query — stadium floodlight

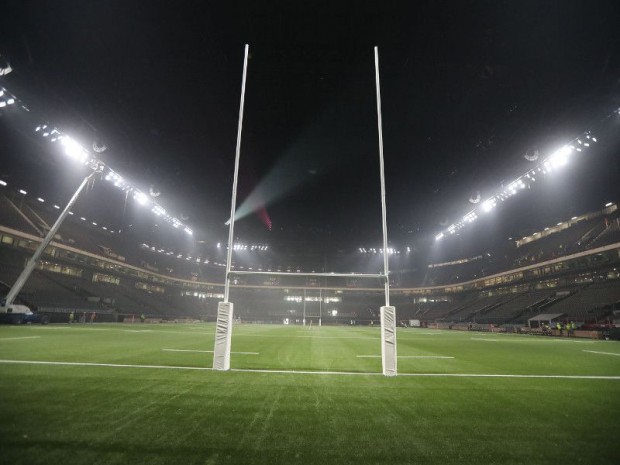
[152,205,165,216]
[19,189,27,195]
[0,101,6,108]
[0,180,7,186]
[547,145,573,168]
[463,212,477,223]
[605,202,613,207]
[133,191,149,206]
[60,136,88,163]
[435,232,444,241]
[482,198,496,213]
[7,98,14,105]
[184,227,193,235]
[37,197,44,203]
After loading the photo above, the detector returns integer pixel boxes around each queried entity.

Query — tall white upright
[374,46,397,376]
[213,44,249,371]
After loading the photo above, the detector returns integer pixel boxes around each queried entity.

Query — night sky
[1,0,619,265]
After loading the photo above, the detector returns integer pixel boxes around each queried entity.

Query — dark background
[1,0,619,266]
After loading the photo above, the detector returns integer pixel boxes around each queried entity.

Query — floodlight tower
[4,163,102,307]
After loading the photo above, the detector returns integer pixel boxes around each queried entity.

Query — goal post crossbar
[228,270,387,280]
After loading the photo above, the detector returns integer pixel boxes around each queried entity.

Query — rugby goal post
[213,45,397,376]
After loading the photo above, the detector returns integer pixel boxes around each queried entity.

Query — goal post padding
[213,301,233,371]
[380,306,397,376]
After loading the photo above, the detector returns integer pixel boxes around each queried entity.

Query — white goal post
[214,45,397,376]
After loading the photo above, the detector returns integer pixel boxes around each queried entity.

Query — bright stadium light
[482,199,496,213]
[0,180,7,187]
[37,197,44,203]
[133,191,149,206]
[435,232,444,241]
[547,145,573,168]
[19,189,27,195]
[60,136,88,163]
[152,205,166,216]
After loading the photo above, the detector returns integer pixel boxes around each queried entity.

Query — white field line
[0,359,212,371]
[162,349,259,355]
[357,355,454,359]
[235,334,377,340]
[0,336,41,341]
[124,329,213,335]
[0,359,618,380]
[467,336,595,344]
[29,326,111,331]
[583,350,620,357]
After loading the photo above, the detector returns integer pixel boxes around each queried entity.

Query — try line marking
[583,350,620,357]
[0,359,618,380]
[162,349,259,355]
[0,336,41,341]
[357,355,454,359]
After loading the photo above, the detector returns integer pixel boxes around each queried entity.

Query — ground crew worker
[140,313,146,323]
[69,311,74,324]
[556,322,562,335]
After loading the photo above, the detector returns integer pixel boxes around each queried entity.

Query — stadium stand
[1,194,619,328]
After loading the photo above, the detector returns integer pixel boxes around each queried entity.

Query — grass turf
[0,323,619,464]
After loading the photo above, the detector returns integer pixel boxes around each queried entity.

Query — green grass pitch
[0,323,619,464]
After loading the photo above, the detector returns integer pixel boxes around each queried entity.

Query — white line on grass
[0,359,212,371]
[471,338,498,341]
[583,350,620,357]
[396,373,620,380]
[0,359,618,379]
[357,355,454,359]
[162,349,259,355]
[235,334,377,340]
[0,336,41,341]
[30,326,111,331]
